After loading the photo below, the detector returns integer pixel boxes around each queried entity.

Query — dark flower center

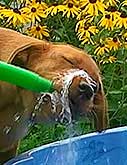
[113,37,117,42]
[68,3,73,8]
[36,0,41,3]
[89,0,97,3]
[84,26,89,30]
[106,6,117,12]
[105,14,110,19]
[120,12,127,18]
[52,2,58,6]
[13,8,21,15]
[31,7,37,13]
[125,37,127,42]
[36,26,41,31]
[100,44,105,47]
[81,6,86,10]
[84,23,91,30]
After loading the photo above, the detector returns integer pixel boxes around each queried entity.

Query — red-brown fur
[0,28,108,164]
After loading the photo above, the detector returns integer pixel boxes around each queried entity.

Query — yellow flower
[77,23,99,39]
[0,5,4,10]
[21,2,46,23]
[0,6,4,19]
[100,56,117,64]
[121,31,127,48]
[123,31,127,41]
[94,43,109,55]
[108,56,117,63]
[18,0,47,9]
[123,42,127,48]
[30,0,48,10]
[106,0,119,6]
[64,0,80,6]
[106,6,120,20]
[17,0,30,4]
[99,13,114,30]
[0,13,2,19]
[76,19,85,31]
[59,2,80,18]
[45,3,61,16]
[27,25,49,39]
[80,0,106,16]
[122,0,127,6]
[75,16,94,31]
[114,11,127,28]
[80,36,94,44]
[1,8,30,26]
[106,37,120,51]
[77,9,94,21]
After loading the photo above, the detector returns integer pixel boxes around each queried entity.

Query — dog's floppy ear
[0,28,50,67]
[8,43,37,67]
[8,42,50,68]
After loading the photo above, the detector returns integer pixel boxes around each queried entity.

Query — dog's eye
[79,81,95,99]
[79,81,88,92]
[79,81,94,93]
[62,56,74,65]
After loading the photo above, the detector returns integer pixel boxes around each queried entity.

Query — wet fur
[0,28,108,163]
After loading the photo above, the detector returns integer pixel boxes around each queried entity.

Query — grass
[19,119,93,154]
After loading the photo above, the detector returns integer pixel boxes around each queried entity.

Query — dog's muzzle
[31,69,97,124]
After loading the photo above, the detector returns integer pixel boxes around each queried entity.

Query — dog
[0,27,108,163]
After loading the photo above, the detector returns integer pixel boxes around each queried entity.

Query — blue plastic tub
[5,126,127,165]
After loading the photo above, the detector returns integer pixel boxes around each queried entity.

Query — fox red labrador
[0,27,108,163]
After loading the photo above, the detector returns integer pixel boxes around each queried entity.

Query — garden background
[0,0,127,154]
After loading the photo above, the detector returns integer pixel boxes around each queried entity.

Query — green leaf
[123,103,127,108]
[1,0,12,5]
[116,60,125,64]
[109,90,123,94]
[120,85,127,91]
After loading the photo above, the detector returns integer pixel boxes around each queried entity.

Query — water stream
[35,69,97,164]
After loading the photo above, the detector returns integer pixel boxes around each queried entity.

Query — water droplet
[51,149,55,153]
[32,113,36,117]
[106,158,110,165]
[25,108,28,111]
[3,126,11,134]
[14,112,21,121]
[93,159,98,163]
[38,108,42,112]
[35,104,39,110]
[103,147,107,152]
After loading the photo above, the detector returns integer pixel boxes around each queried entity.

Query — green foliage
[101,48,127,127]
[19,119,93,153]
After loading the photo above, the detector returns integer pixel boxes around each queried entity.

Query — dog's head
[0,28,101,125]
[7,40,101,124]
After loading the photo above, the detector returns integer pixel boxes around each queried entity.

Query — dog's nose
[79,80,94,99]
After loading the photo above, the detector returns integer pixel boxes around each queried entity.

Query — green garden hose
[0,61,54,93]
